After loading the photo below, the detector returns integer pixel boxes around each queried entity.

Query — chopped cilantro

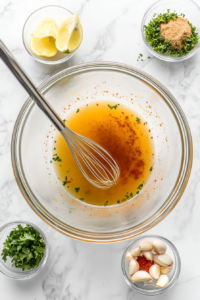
[66,168,71,173]
[54,141,56,143]
[75,187,80,193]
[108,104,120,109]
[136,117,141,122]
[130,192,133,198]
[151,137,153,139]
[80,198,84,201]
[1,224,45,271]
[149,166,153,172]
[136,191,139,194]
[117,200,120,204]
[149,129,151,132]
[50,160,52,163]
[104,200,109,206]
[137,183,144,190]
[63,119,66,122]
[53,148,56,150]
[76,109,80,113]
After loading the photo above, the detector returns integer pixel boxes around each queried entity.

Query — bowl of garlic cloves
[121,235,181,295]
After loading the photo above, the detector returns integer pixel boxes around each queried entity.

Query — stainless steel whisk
[0,40,120,189]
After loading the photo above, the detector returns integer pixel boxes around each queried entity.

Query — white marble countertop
[0,0,200,299]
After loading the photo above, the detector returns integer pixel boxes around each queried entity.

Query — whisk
[0,40,120,189]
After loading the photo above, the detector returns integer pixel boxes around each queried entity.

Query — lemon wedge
[33,18,58,39]
[56,14,83,53]
[30,36,57,57]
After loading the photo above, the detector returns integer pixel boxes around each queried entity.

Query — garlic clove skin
[126,252,133,261]
[149,264,160,279]
[129,259,139,276]
[139,240,153,251]
[132,270,153,283]
[153,254,173,267]
[153,239,167,255]
[160,265,173,274]
[142,250,153,261]
[131,247,141,257]
[156,275,169,288]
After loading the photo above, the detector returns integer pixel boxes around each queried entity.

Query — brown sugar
[160,17,192,50]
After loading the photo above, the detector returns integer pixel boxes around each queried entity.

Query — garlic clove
[139,240,153,251]
[129,259,139,276]
[142,250,153,261]
[153,254,173,267]
[160,265,173,274]
[131,247,141,257]
[153,239,167,255]
[149,264,160,279]
[156,275,169,288]
[126,251,133,261]
[132,270,153,283]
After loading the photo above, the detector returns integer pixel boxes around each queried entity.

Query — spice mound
[160,17,192,50]
[126,238,174,289]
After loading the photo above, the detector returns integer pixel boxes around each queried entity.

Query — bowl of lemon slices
[22,6,83,65]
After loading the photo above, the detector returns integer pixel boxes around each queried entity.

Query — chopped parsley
[1,224,45,271]
[53,147,56,150]
[117,200,120,204]
[149,166,153,172]
[136,117,141,122]
[50,160,52,163]
[75,187,80,193]
[76,109,80,113]
[80,198,84,201]
[52,155,62,162]
[54,140,56,143]
[151,137,153,139]
[66,168,71,173]
[63,119,66,122]
[104,200,109,206]
[108,104,120,109]
[144,9,199,57]
[63,176,68,186]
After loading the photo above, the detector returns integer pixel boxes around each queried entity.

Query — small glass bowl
[121,235,181,296]
[22,5,76,65]
[0,221,48,280]
[141,0,200,62]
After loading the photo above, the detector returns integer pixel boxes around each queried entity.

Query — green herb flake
[151,137,153,139]
[66,168,71,173]
[63,119,66,122]
[80,198,84,201]
[104,200,109,206]
[108,104,120,110]
[54,141,56,143]
[130,192,133,198]
[50,160,52,163]
[136,191,139,194]
[76,109,80,113]
[52,155,62,162]
[136,117,141,122]
[75,187,80,193]
[117,200,120,204]
[53,148,56,150]
[1,225,45,271]
[149,166,153,172]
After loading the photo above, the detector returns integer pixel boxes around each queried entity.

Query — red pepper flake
[136,255,154,273]
[130,167,143,179]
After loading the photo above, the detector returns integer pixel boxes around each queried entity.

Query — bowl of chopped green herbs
[0,221,48,280]
[141,0,200,61]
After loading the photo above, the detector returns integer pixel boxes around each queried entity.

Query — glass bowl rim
[22,5,75,65]
[121,234,181,295]
[0,220,49,280]
[141,0,200,62]
[11,61,193,243]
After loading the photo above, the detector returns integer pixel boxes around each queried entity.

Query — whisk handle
[0,39,65,131]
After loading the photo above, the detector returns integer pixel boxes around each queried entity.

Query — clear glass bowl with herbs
[0,221,48,280]
[141,0,200,61]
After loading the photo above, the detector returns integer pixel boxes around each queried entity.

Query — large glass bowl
[11,62,192,242]
[141,0,200,62]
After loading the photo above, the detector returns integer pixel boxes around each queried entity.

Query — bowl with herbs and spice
[121,235,181,296]
[141,0,200,61]
[0,221,48,280]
